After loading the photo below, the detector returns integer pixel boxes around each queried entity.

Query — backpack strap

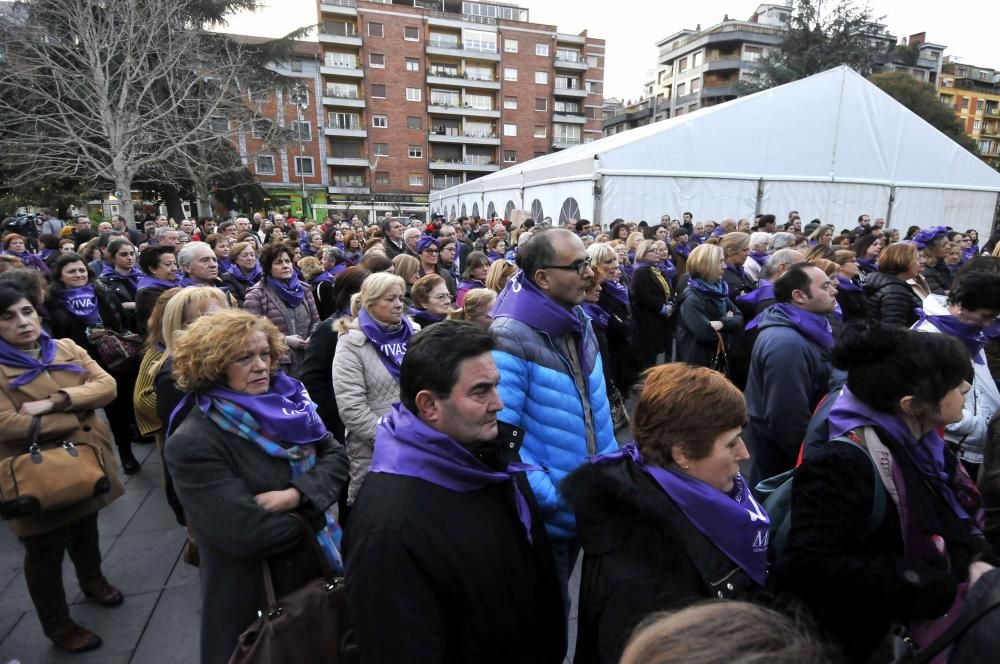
[828,434,887,539]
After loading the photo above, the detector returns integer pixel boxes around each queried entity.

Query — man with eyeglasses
[490,227,618,608]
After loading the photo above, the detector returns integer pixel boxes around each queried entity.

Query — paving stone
[97,487,151,540]
[98,529,185,597]
[164,550,199,590]
[120,489,182,538]
[0,525,20,553]
[129,584,201,664]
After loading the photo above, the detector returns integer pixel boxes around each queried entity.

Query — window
[406,87,422,102]
[404,26,419,41]
[408,145,423,158]
[465,93,492,110]
[290,60,303,72]
[294,157,314,176]
[327,82,359,98]
[535,43,549,56]
[503,150,517,163]
[409,174,424,187]
[375,172,390,185]
[535,98,548,111]
[331,112,360,129]
[405,57,420,72]
[333,173,364,187]
[585,80,601,93]
[374,143,389,156]
[368,22,383,37]
[533,125,547,138]
[464,29,497,54]
[371,84,386,98]
[372,115,387,128]
[429,32,459,48]
[431,89,460,106]
[504,67,518,81]
[255,155,275,175]
[690,78,701,94]
[407,116,422,130]
[209,116,229,133]
[431,62,459,77]
[292,121,312,141]
[534,71,549,85]
[503,123,517,136]
[554,100,578,112]
[962,97,970,110]
[676,82,686,97]
[504,38,518,53]
[369,53,385,68]
[250,120,269,139]
[325,52,357,69]
[587,54,599,68]
[974,119,982,131]
[503,96,518,109]
[691,52,702,67]
[678,56,688,73]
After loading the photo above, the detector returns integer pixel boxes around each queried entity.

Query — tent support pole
[593,174,604,229]
[886,186,896,229]
[753,178,764,218]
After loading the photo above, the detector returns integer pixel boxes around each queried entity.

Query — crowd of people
[1,205,1000,662]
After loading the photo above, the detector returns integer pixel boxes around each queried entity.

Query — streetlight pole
[297,100,308,221]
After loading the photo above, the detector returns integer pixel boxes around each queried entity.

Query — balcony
[328,185,371,195]
[426,74,501,90]
[554,86,589,99]
[324,125,367,139]
[704,57,752,72]
[319,0,357,17]
[701,84,738,99]
[429,159,501,172]
[427,103,500,119]
[552,138,583,150]
[319,33,362,48]
[428,131,501,146]
[557,33,586,45]
[554,57,589,72]
[327,156,370,168]
[553,112,586,124]
[322,95,365,109]
[320,65,364,78]
[425,41,501,61]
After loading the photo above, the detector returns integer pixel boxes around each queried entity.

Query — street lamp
[291,84,309,221]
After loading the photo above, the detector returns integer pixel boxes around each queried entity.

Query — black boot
[118,445,140,475]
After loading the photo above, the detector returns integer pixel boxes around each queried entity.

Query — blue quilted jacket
[491,315,617,541]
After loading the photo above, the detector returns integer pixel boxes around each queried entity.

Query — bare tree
[0,0,287,226]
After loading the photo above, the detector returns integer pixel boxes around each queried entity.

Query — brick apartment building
[315,0,605,219]
[938,58,1000,168]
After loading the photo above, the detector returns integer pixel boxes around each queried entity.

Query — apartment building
[939,59,1000,167]
[316,0,605,218]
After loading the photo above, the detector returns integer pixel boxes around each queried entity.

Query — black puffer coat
[864,272,923,328]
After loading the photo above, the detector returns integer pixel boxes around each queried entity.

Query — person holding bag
[0,285,125,653]
[164,309,349,664]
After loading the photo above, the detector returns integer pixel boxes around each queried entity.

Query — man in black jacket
[343,321,565,663]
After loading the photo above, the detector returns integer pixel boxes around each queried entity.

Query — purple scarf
[408,305,444,326]
[0,331,88,389]
[266,274,305,308]
[370,403,538,542]
[228,262,263,285]
[217,257,232,273]
[591,443,769,586]
[736,279,774,309]
[486,250,503,263]
[310,262,346,286]
[492,270,591,377]
[915,309,989,365]
[38,248,58,263]
[746,302,834,350]
[582,302,609,331]
[100,263,143,290]
[357,308,413,382]
[458,278,485,293]
[836,275,862,293]
[828,387,977,526]
[750,250,769,266]
[857,257,879,273]
[687,278,730,318]
[601,279,630,310]
[673,243,692,260]
[56,284,101,326]
[137,275,180,291]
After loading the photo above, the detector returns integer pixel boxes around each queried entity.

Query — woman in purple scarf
[779,322,998,663]
[564,363,768,664]
[2,233,50,275]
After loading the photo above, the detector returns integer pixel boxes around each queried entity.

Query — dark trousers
[106,367,138,460]
[19,513,103,634]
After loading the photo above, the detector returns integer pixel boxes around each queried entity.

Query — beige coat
[332,318,418,504]
[0,338,125,537]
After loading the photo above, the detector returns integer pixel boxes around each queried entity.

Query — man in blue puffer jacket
[491,227,617,600]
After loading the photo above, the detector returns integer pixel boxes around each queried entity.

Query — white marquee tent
[429,66,1000,237]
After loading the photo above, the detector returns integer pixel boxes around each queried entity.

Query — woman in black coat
[629,240,673,368]
[780,324,999,663]
[588,243,641,394]
[165,310,348,664]
[719,232,757,300]
[833,250,867,323]
[135,245,179,338]
[96,237,140,331]
[675,244,744,368]
[565,363,768,664]
[48,253,141,473]
[863,242,924,328]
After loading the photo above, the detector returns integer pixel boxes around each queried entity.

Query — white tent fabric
[430,66,1000,236]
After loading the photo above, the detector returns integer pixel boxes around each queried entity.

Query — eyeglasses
[429,294,451,302]
[542,256,591,276]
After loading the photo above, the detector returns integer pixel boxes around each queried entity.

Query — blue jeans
[551,538,580,615]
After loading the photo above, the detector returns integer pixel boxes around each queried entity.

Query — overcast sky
[221,0,1000,101]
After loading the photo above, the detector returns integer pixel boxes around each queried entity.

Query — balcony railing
[325,89,360,99]
[429,101,495,111]
[429,70,496,82]
[329,121,362,130]
[554,137,582,145]
[324,59,359,69]
[326,0,356,6]
[431,157,498,166]
[427,39,496,54]
[332,179,365,188]
[429,130,498,139]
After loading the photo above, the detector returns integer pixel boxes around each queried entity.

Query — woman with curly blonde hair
[485,258,518,293]
[165,309,348,664]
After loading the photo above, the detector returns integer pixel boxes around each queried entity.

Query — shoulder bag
[0,415,111,519]
[230,512,356,664]
[709,331,729,376]
[88,327,143,371]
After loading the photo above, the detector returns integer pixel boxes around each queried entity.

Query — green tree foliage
[869,72,980,155]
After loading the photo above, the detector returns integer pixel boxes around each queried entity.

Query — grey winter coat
[243,280,319,378]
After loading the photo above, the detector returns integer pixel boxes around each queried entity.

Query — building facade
[939,59,1000,168]
[315,0,604,218]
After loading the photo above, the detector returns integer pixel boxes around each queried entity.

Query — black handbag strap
[906,573,1000,664]
[258,512,336,611]
[27,415,42,451]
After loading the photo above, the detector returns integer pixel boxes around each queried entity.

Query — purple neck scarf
[56,284,101,326]
[836,275,862,293]
[857,257,879,273]
[487,250,503,263]
[217,257,232,273]
[828,387,975,525]
[736,279,774,308]
[357,308,413,382]
[674,243,692,260]
[408,305,444,326]
[0,331,88,389]
[180,371,327,445]
[266,274,305,308]
[310,262,346,286]
[100,263,143,290]
[916,309,989,365]
[137,275,180,291]
[746,302,833,350]
[228,261,263,285]
[601,279,630,310]
[750,250,769,266]
[492,270,591,376]
[38,248,58,263]
[458,278,485,292]
[370,403,537,542]
[591,443,769,586]
[582,302,609,331]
